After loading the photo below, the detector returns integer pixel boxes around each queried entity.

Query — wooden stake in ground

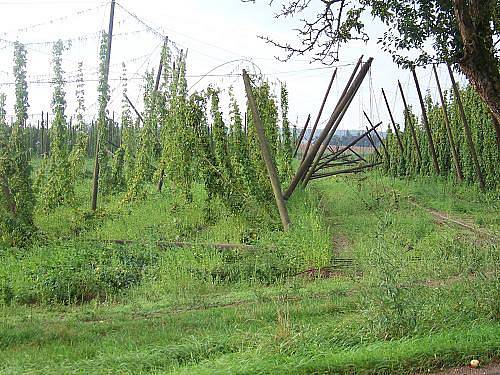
[433,64,464,182]
[381,88,404,153]
[411,67,440,175]
[397,80,422,163]
[447,64,485,191]
[243,70,291,231]
[91,0,116,211]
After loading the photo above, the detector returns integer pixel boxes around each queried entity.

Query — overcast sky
[0,0,466,133]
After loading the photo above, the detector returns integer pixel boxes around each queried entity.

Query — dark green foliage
[0,241,159,305]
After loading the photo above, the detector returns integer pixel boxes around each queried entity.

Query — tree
[243,0,500,124]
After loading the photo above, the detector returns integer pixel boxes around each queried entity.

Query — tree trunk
[453,0,500,125]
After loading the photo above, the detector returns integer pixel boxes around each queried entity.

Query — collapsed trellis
[242,56,385,230]
[242,54,497,231]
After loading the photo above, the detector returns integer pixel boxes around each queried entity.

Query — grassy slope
[0,172,498,374]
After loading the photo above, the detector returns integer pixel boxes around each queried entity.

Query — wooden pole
[348,146,367,162]
[316,121,382,171]
[155,37,168,91]
[124,93,144,124]
[45,111,49,155]
[364,111,390,162]
[301,69,337,162]
[411,67,440,174]
[91,141,100,211]
[381,88,404,153]
[365,129,381,158]
[293,114,310,158]
[91,0,116,211]
[397,80,422,162]
[433,64,463,182]
[311,162,382,180]
[243,70,290,230]
[322,159,362,169]
[447,64,485,191]
[40,111,45,157]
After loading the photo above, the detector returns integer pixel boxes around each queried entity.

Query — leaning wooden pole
[301,69,337,163]
[433,64,464,182]
[91,0,116,211]
[124,93,144,124]
[243,70,290,230]
[311,162,382,180]
[397,80,422,163]
[447,64,485,191]
[365,129,381,158]
[293,114,310,158]
[381,88,404,153]
[411,67,440,174]
[364,111,390,162]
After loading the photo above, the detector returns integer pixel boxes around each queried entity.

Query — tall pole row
[447,64,485,191]
[411,67,440,174]
[432,64,464,182]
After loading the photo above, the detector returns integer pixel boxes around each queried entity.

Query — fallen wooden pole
[243,70,291,230]
[311,162,382,180]
[316,121,382,171]
[293,114,310,158]
[320,158,363,169]
[411,67,440,174]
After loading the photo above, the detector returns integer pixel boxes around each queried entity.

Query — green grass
[0,169,498,374]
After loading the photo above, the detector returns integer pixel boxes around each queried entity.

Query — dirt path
[428,362,500,375]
